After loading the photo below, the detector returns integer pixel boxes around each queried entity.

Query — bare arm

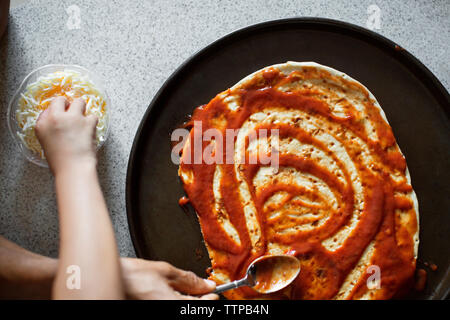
[5,96,216,300]
[52,160,123,299]
[36,97,123,299]
[0,236,57,299]
[0,236,217,300]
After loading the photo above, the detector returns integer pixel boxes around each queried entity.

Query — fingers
[49,96,69,114]
[36,107,50,128]
[199,293,219,300]
[86,114,98,126]
[161,263,216,295]
[179,293,219,300]
[86,114,98,140]
[68,98,87,115]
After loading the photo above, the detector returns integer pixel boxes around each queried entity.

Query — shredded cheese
[15,69,108,159]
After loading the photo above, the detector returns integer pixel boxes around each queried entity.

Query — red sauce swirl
[179,66,418,299]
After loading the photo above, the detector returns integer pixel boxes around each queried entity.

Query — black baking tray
[126,18,450,299]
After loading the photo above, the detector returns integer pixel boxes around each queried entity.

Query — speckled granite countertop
[0,0,448,258]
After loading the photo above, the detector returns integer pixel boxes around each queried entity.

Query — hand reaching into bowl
[36,96,98,175]
[20,96,218,300]
[36,96,122,299]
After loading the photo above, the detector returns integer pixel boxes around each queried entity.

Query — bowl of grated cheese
[7,64,110,167]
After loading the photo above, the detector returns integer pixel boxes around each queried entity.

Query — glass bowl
[7,64,111,168]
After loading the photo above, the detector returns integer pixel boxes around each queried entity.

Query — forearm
[0,236,57,299]
[53,161,124,299]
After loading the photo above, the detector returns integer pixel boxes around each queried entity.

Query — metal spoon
[213,254,301,294]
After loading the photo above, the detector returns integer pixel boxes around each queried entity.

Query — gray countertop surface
[0,0,448,258]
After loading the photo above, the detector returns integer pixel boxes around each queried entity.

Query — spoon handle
[213,278,249,294]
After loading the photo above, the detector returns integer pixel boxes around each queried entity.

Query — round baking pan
[126,18,450,299]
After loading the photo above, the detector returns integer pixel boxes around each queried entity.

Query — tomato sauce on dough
[179,65,418,299]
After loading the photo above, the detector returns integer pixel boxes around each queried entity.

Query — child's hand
[121,258,218,300]
[35,96,98,175]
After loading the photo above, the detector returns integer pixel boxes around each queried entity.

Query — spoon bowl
[213,254,300,295]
